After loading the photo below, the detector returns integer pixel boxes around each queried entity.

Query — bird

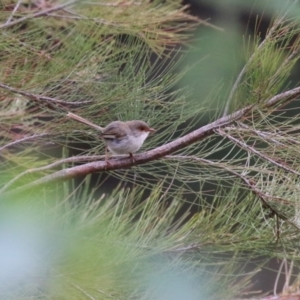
[66,112,155,161]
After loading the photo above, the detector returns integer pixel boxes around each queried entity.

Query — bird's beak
[148,128,156,133]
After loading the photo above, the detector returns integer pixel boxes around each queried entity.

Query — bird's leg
[105,146,112,167]
[129,153,135,163]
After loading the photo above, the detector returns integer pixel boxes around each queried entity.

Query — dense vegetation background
[1,0,300,299]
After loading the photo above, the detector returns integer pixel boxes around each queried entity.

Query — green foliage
[1,184,261,299]
[2,1,300,299]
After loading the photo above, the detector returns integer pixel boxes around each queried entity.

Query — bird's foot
[129,153,135,163]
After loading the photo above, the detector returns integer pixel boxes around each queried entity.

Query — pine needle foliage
[2,1,300,299]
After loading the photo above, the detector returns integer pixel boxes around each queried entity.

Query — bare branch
[5,0,23,25]
[265,86,300,108]
[2,104,254,195]
[0,133,49,152]
[0,82,91,106]
[3,84,300,195]
[0,0,79,29]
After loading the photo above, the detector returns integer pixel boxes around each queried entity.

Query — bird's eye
[139,126,145,131]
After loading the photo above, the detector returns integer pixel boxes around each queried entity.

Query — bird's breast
[105,132,149,155]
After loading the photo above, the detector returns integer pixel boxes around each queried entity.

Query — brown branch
[0,130,97,153]
[3,85,300,195]
[0,82,91,106]
[5,0,23,25]
[3,105,254,195]
[0,0,79,29]
[0,133,49,152]
[265,86,300,108]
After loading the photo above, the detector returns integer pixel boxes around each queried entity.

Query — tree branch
[0,82,91,106]
[0,133,49,152]
[0,0,79,29]
[4,85,300,195]
[3,104,254,195]
[5,0,23,25]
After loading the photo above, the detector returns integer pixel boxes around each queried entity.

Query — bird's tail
[66,112,104,132]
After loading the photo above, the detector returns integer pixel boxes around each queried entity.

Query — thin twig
[216,128,300,177]
[5,0,23,25]
[234,123,285,146]
[284,259,293,293]
[69,282,96,300]
[158,164,178,202]
[0,133,49,152]
[265,86,300,108]
[0,82,91,106]
[45,13,114,26]
[165,155,294,224]
[166,243,201,253]
[274,259,285,296]
[0,0,79,29]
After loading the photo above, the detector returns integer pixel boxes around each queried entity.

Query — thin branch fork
[166,155,296,227]
[216,128,300,177]
[231,122,286,146]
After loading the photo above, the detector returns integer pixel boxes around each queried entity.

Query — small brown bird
[67,112,155,160]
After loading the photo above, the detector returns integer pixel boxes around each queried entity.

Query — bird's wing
[102,121,127,139]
